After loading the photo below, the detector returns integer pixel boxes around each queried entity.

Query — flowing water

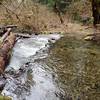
[1,33,100,100]
[2,34,61,100]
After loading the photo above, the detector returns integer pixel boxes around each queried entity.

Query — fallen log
[0,25,17,29]
[0,25,17,37]
[15,33,32,38]
[0,33,16,73]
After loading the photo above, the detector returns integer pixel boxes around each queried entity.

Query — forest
[0,0,100,100]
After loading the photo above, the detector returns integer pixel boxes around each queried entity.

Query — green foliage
[72,10,93,24]
[38,0,73,13]
[72,12,81,21]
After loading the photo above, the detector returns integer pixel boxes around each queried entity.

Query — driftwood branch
[1,28,12,42]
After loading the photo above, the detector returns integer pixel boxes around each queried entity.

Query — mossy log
[0,31,16,73]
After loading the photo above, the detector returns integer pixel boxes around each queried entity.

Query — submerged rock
[0,76,6,91]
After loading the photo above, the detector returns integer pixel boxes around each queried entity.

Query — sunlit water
[2,34,61,100]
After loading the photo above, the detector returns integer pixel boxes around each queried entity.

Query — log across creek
[0,25,32,99]
[0,27,16,74]
[0,25,33,75]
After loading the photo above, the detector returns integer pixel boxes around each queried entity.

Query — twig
[1,3,21,23]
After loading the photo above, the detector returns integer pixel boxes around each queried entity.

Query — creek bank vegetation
[0,0,93,32]
[0,0,99,42]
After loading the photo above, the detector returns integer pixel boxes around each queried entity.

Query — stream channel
[1,33,100,100]
[2,34,61,100]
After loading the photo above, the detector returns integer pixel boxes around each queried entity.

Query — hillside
[0,0,93,34]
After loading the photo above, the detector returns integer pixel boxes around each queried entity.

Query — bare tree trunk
[53,2,64,24]
[92,0,100,27]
